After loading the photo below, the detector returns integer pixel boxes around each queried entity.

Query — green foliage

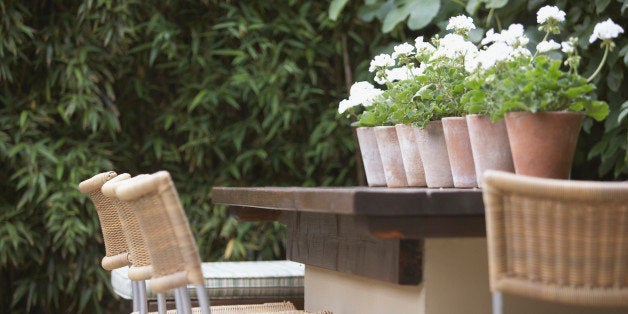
[332,0,628,179]
[462,55,609,121]
[0,1,386,312]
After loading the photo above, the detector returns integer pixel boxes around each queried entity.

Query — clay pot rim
[505,111,585,118]
[373,125,396,129]
[442,116,466,122]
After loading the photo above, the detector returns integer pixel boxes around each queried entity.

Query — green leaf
[618,101,628,124]
[606,67,624,92]
[485,0,509,9]
[407,0,441,30]
[594,0,611,14]
[564,84,595,98]
[466,0,481,15]
[329,0,350,21]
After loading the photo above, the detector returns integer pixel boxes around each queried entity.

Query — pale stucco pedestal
[305,238,628,314]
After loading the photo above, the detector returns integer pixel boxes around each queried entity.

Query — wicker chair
[79,171,149,313]
[114,171,331,314]
[482,170,628,314]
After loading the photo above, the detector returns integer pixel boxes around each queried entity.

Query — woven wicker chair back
[79,171,129,270]
[483,170,628,307]
[102,174,153,280]
[116,171,204,293]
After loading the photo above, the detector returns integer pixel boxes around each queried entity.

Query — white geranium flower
[338,81,383,113]
[446,15,476,32]
[589,18,624,43]
[481,29,500,45]
[464,54,480,73]
[391,43,416,59]
[477,42,513,70]
[431,33,478,60]
[338,99,358,114]
[411,63,426,76]
[536,40,561,53]
[536,5,566,24]
[503,24,527,46]
[414,36,436,56]
[481,24,528,47]
[368,54,395,72]
[561,41,574,53]
[386,67,413,82]
[374,75,387,85]
[510,47,532,59]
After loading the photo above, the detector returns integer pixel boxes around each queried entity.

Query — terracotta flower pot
[374,126,408,187]
[505,111,583,179]
[355,127,386,187]
[415,120,454,188]
[442,117,477,188]
[466,114,514,187]
[395,124,426,187]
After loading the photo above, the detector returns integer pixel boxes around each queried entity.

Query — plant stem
[495,14,502,32]
[485,8,494,28]
[587,44,609,82]
[532,31,551,59]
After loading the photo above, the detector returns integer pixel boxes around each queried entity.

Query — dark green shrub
[0,1,393,312]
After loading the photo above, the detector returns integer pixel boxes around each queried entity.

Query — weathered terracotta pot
[355,127,386,187]
[442,117,477,188]
[374,126,408,187]
[414,120,454,188]
[505,111,583,179]
[395,124,427,187]
[466,114,514,187]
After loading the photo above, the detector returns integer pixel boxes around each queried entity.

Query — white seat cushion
[111,260,304,300]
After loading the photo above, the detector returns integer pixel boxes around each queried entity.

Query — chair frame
[483,170,628,312]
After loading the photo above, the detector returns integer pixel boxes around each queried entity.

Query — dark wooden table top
[211,186,486,285]
[212,186,486,238]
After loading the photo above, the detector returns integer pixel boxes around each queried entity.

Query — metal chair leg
[174,287,184,314]
[138,280,148,314]
[195,284,211,314]
[492,291,504,314]
[132,281,139,312]
[179,286,192,314]
[157,293,167,314]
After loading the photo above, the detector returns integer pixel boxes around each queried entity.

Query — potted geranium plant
[461,5,620,179]
[338,81,388,187]
[339,15,483,188]
[363,15,481,188]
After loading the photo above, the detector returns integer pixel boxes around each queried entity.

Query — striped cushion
[111,261,304,300]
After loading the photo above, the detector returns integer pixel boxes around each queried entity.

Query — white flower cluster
[338,82,383,114]
[589,18,624,43]
[466,24,531,72]
[446,15,476,32]
[391,43,415,59]
[561,41,574,53]
[481,24,529,47]
[536,40,561,53]
[338,7,625,115]
[414,36,436,57]
[431,33,478,61]
[536,5,566,24]
[368,54,395,72]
